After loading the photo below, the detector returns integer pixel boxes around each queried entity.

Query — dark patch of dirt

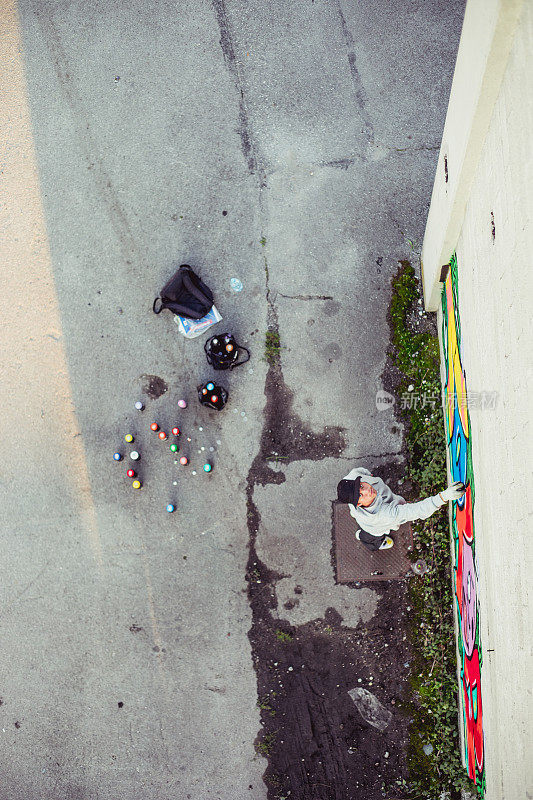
[249,587,412,800]
[246,288,412,799]
[140,374,168,399]
[250,301,345,489]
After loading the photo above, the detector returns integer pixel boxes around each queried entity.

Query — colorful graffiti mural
[441,253,485,795]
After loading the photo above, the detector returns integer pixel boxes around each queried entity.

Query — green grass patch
[389,261,475,798]
[274,629,293,644]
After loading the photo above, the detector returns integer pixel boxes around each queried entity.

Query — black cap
[337,477,361,505]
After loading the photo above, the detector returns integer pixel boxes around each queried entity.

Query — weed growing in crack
[263,330,282,364]
[260,235,267,246]
[257,693,277,716]
[404,236,420,253]
[388,260,474,799]
[268,453,289,465]
[274,629,293,644]
[256,731,276,756]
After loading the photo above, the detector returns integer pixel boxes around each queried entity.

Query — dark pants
[358,528,386,551]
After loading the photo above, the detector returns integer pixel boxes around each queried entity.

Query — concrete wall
[426,1,533,798]
[421,0,524,310]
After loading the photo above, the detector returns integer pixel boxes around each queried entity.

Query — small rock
[348,688,392,731]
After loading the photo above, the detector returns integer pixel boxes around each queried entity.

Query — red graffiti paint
[462,647,484,778]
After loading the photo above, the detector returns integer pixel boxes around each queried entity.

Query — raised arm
[389,482,466,525]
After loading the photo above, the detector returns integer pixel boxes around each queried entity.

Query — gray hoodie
[343,467,445,537]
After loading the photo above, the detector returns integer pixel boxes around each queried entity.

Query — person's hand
[439,482,466,502]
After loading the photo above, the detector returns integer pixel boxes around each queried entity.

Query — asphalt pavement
[1,0,464,797]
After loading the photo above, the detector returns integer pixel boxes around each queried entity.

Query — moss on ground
[388,261,476,799]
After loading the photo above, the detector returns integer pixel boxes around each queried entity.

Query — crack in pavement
[333,0,375,146]
[278,293,334,301]
[210,0,266,186]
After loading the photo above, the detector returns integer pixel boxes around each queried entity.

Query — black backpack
[197,381,228,410]
[153,265,214,319]
[204,333,250,370]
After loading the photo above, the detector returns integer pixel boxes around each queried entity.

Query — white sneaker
[379,536,394,550]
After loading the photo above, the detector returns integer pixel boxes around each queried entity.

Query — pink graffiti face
[461,540,477,657]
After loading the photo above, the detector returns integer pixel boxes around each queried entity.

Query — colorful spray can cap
[127,469,136,478]
[134,401,144,411]
[132,480,142,489]
[150,422,159,432]
[178,399,187,408]
[179,456,188,466]
[158,431,167,440]
[124,434,134,443]
[206,382,214,391]
[211,395,218,403]
[172,426,180,436]
[130,451,140,461]
[169,443,178,453]
[166,503,175,513]
[113,452,123,461]
[203,462,212,473]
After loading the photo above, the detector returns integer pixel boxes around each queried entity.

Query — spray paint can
[132,480,142,489]
[179,456,188,466]
[172,427,180,436]
[124,434,134,443]
[203,463,212,473]
[158,431,167,440]
[135,401,144,411]
[166,504,175,513]
[169,443,178,453]
[113,452,123,461]
[178,399,187,409]
[150,422,159,432]
[127,469,136,478]
[130,451,140,461]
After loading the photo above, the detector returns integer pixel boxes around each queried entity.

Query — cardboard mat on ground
[333,502,413,582]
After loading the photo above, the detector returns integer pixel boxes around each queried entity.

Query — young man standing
[337,467,466,551]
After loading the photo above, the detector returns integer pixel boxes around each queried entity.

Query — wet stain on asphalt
[242,263,406,798]
[141,374,168,399]
[243,259,413,799]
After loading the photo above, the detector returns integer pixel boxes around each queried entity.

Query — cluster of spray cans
[113,431,142,489]
[113,397,213,511]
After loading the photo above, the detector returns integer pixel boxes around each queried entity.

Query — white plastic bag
[174,305,222,339]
